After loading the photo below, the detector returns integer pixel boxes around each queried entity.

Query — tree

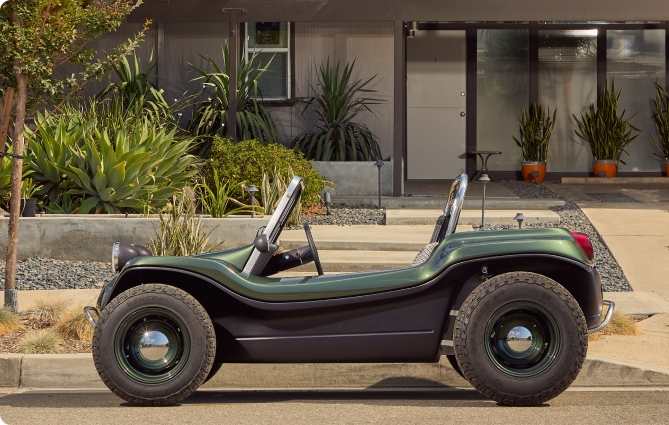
[0,0,148,312]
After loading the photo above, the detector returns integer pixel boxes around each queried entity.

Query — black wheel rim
[484,301,561,378]
[114,307,191,384]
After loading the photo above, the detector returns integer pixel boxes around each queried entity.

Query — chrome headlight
[111,242,152,273]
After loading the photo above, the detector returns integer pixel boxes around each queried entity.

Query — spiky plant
[17,330,62,354]
[188,42,280,157]
[24,298,67,327]
[261,167,301,226]
[650,83,669,161]
[0,307,21,337]
[291,59,383,161]
[148,190,223,256]
[198,169,261,218]
[513,103,556,162]
[55,307,94,341]
[573,80,640,164]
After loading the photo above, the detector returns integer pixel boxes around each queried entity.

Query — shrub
[203,137,327,208]
[24,297,67,326]
[0,308,21,337]
[149,190,223,256]
[17,330,62,354]
[261,167,301,226]
[55,307,94,341]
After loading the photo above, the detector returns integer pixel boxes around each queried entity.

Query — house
[73,0,669,196]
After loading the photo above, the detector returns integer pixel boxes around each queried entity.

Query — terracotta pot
[521,161,547,183]
[592,160,617,178]
[665,161,669,177]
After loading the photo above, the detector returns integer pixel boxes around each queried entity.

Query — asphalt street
[0,388,668,425]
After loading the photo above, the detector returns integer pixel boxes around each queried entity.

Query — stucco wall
[271,22,395,158]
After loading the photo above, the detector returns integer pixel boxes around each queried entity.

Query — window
[246,22,291,99]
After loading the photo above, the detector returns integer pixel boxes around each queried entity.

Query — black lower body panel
[212,281,454,363]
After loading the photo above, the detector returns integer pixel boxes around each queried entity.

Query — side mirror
[254,234,269,253]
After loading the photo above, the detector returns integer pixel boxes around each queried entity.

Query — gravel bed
[288,204,385,229]
[500,180,563,199]
[474,201,632,292]
[585,193,641,203]
[0,258,116,290]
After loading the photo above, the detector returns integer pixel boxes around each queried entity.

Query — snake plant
[513,103,556,162]
[573,80,639,164]
[650,83,669,161]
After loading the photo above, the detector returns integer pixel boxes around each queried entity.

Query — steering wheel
[303,223,323,276]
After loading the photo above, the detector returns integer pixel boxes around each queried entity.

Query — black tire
[454,272,588,406]
[203,362,224,384]
[92,284,216,406]
[446,354,465,379]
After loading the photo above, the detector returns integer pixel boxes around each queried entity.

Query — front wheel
[454,272,588,406]
[92,284,216,406]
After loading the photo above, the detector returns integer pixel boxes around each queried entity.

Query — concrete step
[386,209,560,226]
[292,249,417,273]
[280,225,474,252]
[332,195,565,210]
[562,177,669,184]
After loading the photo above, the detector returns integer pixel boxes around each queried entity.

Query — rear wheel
[92,284,216,406]
[454,272,587,406]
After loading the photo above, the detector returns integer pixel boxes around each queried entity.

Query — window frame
[244,22,292,102]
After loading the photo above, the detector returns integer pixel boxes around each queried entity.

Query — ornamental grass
[0,308,21,337]
[589,310,641,341]
[17,330,62,354]
[55,307,94,341]
[24,297,67,327]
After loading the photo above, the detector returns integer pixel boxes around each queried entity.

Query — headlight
[112,242,153,272]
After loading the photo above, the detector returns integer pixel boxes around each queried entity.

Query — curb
[2,354,669,390]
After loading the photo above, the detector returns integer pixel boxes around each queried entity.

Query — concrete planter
[0,215,270,262]
[314,159,394,196]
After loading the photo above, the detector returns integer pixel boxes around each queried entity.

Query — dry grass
[17,329,62,354]
[589,310,642,341]
[24,297,67,326]
[55,307,94,341]
[0,308,21,337]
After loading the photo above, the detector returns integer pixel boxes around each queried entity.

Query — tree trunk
[0,87,16,173]
[3,75,28,313]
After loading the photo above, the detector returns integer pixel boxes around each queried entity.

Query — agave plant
[149,190,222,256]
[573,80,639,164]
[291,59,383,161]
[513,103,557,162]
[188,42,280,156]
[61,120,198,213]
[198,169,261,218]
[650,82,669,161]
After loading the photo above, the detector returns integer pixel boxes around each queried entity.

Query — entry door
[407,30,466,179]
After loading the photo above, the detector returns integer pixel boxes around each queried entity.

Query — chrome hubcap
[138,330,171,361]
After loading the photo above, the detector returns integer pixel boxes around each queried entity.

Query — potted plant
[574,80,639,178]
[513,103,556,183]
[20,177,40,217]
[650,83,669,176]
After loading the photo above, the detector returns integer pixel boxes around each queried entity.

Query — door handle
[460,112,466,117]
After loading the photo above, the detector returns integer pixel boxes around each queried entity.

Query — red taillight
[570,232,594,261]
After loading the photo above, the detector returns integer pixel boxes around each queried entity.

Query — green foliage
[574,80,640,164]
[148,190,223,256]
[96,50,177,124]
[0,0,146,110]
[204,137,327,208]
[0,145,30,198]
[261,167,302,226]
[20,177,39,199]
[188,43,280,156]
[198,169,261,218]
[291,59,383,161]
[513,103,556,162]
[650,83,669,161]
[26,100,198,214]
